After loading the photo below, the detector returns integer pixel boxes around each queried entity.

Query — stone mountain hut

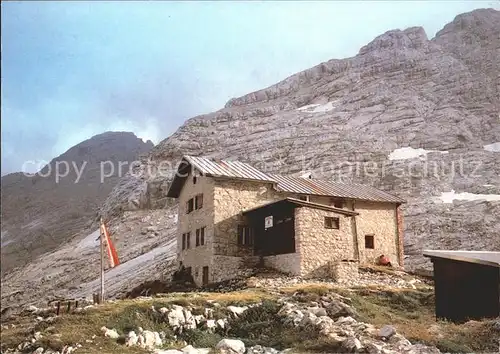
[167,155,405,286]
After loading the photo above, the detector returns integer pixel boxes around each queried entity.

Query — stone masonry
[354,201,401,267]
[177,173,215,285]
[294,207,357,278]
[330,260,360,283]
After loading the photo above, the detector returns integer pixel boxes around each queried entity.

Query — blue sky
[1,1,497,175]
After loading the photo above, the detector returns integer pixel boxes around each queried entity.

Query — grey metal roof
[423,250,500,267]
[167,155,405,203]
[269,174,405,203]
[184,155,274,182]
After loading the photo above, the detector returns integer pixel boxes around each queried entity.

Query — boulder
[216,318,227,330]
[100,326,119,339]
[364,342,383,354]
[125,331,138,347]
[342,336,363,352]
[182,345,211,354]
[61,345,75,354]
[227,305,248,317]
[308,306,327,317]
[168,307,186,329]
[206,319,216,331]
[300,311,317,326]
[336,316,357,325]
[378,325,396,339]
[194,314,206,325]
[204,308,214,318]
[245,345,280,354]
[315,315,336,333]
[141,330,162,349]
[183,308,197,329]
[215,339,246,354]
[326,300,357,319]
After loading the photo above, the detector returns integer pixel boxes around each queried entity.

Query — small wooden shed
[423,250,500,323]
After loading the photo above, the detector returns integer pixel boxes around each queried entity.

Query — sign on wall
[265,215,273,229]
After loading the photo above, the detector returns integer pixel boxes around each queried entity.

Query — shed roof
[242,197,359,216]
[423,250,500,267]
[166,155,405,204]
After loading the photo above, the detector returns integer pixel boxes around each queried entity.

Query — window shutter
[237,225,243,246]
[201,227,205,245]
[248,227,254,246]
[196,229,200,247]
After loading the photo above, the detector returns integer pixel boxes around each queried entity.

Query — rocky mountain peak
[1,131,154,274]
[358,27,429,55]
[435,8,500,39]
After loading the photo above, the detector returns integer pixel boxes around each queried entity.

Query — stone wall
[330,260,359,283]
[263,253,301,275]
[308,196,355,210]
[213,179,283,256]
[211,255,244,283]
[354,201,401,267]
[177,173,215,285]
[295,207,356,278]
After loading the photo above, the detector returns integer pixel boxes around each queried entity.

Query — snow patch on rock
[436,190,500,203]
[297,102,335,113]
[388,147,448,160]
[484,142,500,152]
[297,103,320,111]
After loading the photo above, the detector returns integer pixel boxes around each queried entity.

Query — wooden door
[202,266,209,286]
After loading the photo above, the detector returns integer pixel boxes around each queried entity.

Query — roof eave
[166,157,193,198]
[423,250,500,268]
[212,175,276,185]
[242,197,359,216]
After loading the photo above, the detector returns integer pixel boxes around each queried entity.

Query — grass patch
[178,329,222,348]
[280,284,333,303]
[226,300,319,350]
[0,290,273,354]
[105,304,174,336]
[334,287,499,353]
[2,287,497,354]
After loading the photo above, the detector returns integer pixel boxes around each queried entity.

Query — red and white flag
[101,222,120,268]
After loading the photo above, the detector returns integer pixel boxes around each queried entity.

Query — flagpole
[100,217,105,304]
